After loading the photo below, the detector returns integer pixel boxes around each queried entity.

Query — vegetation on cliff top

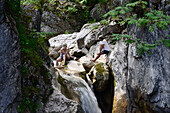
[103,0,170,56]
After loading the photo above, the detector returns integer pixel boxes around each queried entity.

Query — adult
[93,36,110,62]
[56,44,70,66]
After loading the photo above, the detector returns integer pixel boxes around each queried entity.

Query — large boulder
[92,63,114,113]
[79,56,95,72]
[93,63,110,92]
[41,11,74,34]
[65,60,86,79]
[126,25,170,113]
[90,4,107,21]
[45,89,84,113]
[48,46,61,59]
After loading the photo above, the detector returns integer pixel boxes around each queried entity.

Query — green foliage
[5,0,21,20]
[112,33,167,56]
[104,1,170,32]
[88,19,96,23]
[65,30,69,34]
[17,86,42,112]
[67,6,78,13]
[17,97,40,113]
[95,63,106,75]
[99,19,109,25]
[126,0,148,8]
[90,24,100,30]
[162,39,170,48]
[104,1,170,56]
[136,42,157,56]
[18,22,53,113]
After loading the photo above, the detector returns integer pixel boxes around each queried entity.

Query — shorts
[59,52,69,60]
[102,50,110,54]
[59,53,64,60]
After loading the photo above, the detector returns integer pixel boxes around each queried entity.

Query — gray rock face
[93,63,114,113]
[90,4,107,21]
[41,11,73,34]
[0,1,21,112]
[0,0,4,23]
[126,25,170,113]
[110,24,170,113]
[49,22,117,113]
[48,11,170,112]
[45,90,84,113]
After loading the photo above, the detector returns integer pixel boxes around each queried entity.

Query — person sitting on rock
[56,43,70,66]
[93,35,110,62]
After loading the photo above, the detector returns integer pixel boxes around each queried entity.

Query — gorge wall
[0,0,21,112]
[48,12,169,113]
[0,0,83,113]
[0,0,169,113]
[110,25,170,113]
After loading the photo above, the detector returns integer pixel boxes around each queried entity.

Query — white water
[57,70,102,113]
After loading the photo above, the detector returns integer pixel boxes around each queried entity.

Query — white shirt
[99,39,110,51]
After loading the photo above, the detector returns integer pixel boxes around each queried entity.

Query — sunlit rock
[79,56,95,72]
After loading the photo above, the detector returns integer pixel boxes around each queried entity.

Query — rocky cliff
[49,15,169,113]
[1,0,170,113]
[0,0,21,112]
[0,0,84,113]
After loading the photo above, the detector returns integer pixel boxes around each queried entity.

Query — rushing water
[57,70,102,113]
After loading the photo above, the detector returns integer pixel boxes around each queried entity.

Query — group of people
[56,35,110,67]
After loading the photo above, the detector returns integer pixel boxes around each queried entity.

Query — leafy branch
[104,1,170,56]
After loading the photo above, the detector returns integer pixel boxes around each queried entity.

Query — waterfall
[57,70,102,113]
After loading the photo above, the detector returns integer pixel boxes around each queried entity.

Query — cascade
[57,69,102,113]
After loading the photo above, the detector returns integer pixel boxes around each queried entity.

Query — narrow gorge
[0,0,169,113]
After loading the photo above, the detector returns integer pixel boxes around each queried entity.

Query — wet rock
[64,60,86,79]
[112,93,127,113]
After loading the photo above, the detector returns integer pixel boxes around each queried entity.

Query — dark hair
[62,43,67,47]
[99,35,104,40]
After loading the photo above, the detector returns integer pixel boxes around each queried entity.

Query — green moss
[17,97,40,113]
[22,86,41,97]
[95,63,106,75]
[112,70,116,87]
[90,24,100,31]
[100,19,110,25]
[57,74,74,99]
[58,74,66,86]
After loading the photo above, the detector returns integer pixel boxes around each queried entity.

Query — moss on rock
[95,63,106,75]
